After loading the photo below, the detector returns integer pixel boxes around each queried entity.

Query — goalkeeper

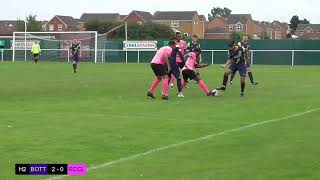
[31,41,41,63]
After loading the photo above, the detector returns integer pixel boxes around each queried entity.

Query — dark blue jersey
[187,41,201,52]
[238,41,250,57]
[70,42,80,55]
[170,45,185,68]
[229,47,246,65]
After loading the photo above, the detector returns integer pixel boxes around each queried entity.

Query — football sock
[149,79,161,94]
[230,73,235,81]
[177,78,182,93]
[162,78,169,96]
[248,72,254,83]
[182,81,187,88]
[241,82,246,93]
[73,64,77,71]
[170,76,176,85]
[223,75,228,87]
[198,80,210,94]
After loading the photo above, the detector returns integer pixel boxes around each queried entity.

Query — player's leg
[182,70,188,89]
[239,66,247,97]
[217,66,235,91]
[169,76,175,88]
[161,74,170,100]
[173,69,184,97]
[247,67,258,85]
[229,72,236,84]
[193,73,211,96]
[148,64,163,98]
[72,54,79,73]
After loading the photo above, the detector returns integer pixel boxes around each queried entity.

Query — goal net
[12,31,98,63]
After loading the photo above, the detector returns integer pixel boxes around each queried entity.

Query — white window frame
[57,24,63,31]
[236,24,243,31]
[49,24,54,31]
[171,21,179,28]
[229,25,233,31]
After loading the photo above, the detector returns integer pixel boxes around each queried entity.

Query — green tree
[16,19,25,31]
[25,15,42,31]
[208,7,232,20]
[230,31,247,41]
[289,15,310,32]
[85,21,175,40]
[300,18,310,24]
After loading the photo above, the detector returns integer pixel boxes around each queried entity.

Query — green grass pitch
[0,62,320,180]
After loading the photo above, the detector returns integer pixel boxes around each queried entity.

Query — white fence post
[211,50,214,64]
[67,49,70,63]
[1,49,3,61]
[291,50,295,67]
[251,51,254,66]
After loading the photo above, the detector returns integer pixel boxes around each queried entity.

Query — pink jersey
[151,46,172,65]
[176,40,186,63]
[182,52,197,71]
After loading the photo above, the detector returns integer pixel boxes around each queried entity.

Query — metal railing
[1,49,320,66]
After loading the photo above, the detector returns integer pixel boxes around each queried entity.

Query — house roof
[199,15,207,22]
[0,20,19,35]
[205,27,227,34]
[153,11,198,21]
[56,15,77,26]
[133,10,153,21]
[80,13,120,22]
[227,14,251,25]
[297,24,320,31]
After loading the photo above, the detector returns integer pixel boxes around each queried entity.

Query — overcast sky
[3,0,320,23]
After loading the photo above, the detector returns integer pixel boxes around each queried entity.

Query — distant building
[204,14,254,39]
[152,11,206,38]
[0,21,19,35]
[296,24,320,40]
[122,10,153,25]
[253,21,288,39]
[44,15,79,32]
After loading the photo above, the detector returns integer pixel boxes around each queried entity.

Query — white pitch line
[44,107,320,180]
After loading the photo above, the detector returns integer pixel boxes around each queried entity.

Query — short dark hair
[228,40,236,47]
[192,34,198,38]
[168,40,176,46]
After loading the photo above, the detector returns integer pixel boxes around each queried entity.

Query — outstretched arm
[195,63,210,68]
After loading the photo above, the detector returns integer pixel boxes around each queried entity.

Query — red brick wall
[123,13,143,23]
[45,16,67,32]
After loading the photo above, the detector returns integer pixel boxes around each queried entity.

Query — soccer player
[31,41,41,63]
[187,34,202,76]
[217,41,247,97]
[168,37,185,98]
[229,35,258,85]
[70,40,81,73]
[147,41,175,100]
[181,48,213,96]
[169,33,186,88]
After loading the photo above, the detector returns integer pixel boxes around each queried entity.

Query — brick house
[0,21,19,35]
[225,14,254,36]
[122,10,153,24]
[79,13,122,30]
[44,15,79,32]
[253,21,288,39]
[296,24,320,40]
[152,11,206,39]
[204,14,254,39]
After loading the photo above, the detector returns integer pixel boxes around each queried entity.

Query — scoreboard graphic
[15,164,86,176]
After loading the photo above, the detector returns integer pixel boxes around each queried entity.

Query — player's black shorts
[151,63,167,76]
[182,69,198,81]
[33,53,39,58]
[177,62,185,69]
[229,64,247,77]
[73,54,79,62]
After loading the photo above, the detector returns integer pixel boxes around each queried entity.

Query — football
[211,89,220,96]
